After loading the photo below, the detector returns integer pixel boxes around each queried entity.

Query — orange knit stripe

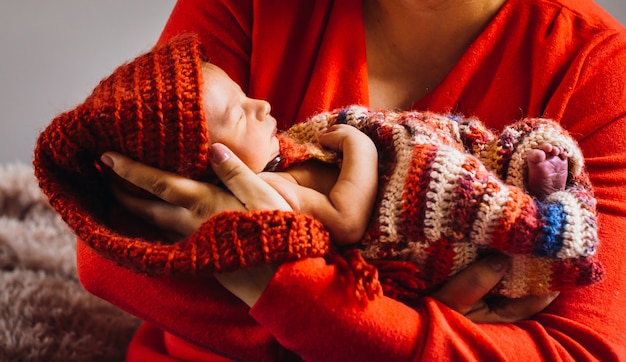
[491,186,523,250]
[150,49,167,170]
[399,143,438,241]
[209,218,222,271]
[112,64,127,156]
[188,38,210,172]
[170,45,186,172]
[132,56,145,161]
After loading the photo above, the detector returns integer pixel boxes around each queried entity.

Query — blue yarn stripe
[337,109,350,124]
[446,114,464,123]
[534,202,567,258]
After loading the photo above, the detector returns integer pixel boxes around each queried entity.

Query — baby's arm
[261,125,378,245]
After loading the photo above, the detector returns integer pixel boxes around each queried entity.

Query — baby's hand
[319,124,376,156]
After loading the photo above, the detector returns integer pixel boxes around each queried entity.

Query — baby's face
[200,63,280,173]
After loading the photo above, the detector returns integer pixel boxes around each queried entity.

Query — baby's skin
[526,143,569,199]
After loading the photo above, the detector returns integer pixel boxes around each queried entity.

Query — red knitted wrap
[33,34,332,279]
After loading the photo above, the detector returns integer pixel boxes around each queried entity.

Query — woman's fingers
[430,253,559,323]
[111,187,198,237]
[430,254,510,314]
[101,151,246,236]
[209,143,292,211]
[466,292,560,323]
[101,152,217,210]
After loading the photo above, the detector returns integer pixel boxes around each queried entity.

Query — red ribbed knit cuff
[97,210,330,276]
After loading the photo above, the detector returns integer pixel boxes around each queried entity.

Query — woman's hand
[101,143,292,237]
[102,145,557,315]
[101,143,290,306]
[430,253,559,323]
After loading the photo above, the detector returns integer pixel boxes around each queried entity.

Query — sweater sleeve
[251,258,617,361]
[250,30,626,361]
[77,1,626,360]
[158,0,252,90]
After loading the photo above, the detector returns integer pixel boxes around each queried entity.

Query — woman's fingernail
[487,254,510,272]
[100,154,114,168]
[210,144,230,164]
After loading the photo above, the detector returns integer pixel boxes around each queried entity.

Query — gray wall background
[0,1,624,164]
[0,1,176,164]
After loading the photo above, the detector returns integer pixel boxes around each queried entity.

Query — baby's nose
[250,99,271,122]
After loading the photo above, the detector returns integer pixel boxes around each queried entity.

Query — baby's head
[199,62,280,173]
[33,33,315,276]
[37,33,280,185]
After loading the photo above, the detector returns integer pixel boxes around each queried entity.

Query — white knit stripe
[402,240,430,265]
[469,179,510,246]
[375,125,414,244]
[548,191,598,258]
[346,105,372,127]
[286,111,331,144]
[580,208,599,256]
[358,236,383,260]
[423,146,467,241]
[506,124,585,189]
[450,243,478,276]
[448,116,462,145]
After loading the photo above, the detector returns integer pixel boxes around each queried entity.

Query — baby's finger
[319,124,361,150]
[209,143,291,211]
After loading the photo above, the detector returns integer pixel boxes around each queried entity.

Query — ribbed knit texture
[33,33,601,300]
[38,34,211,182]
[285,106,602,298]
[33,34,331,277]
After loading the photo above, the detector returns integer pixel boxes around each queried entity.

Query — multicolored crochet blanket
[281,106,602,298]
[32,36,601,302]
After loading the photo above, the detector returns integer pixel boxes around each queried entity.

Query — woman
[79,0,626,360]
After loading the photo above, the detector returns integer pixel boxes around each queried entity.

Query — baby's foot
[526,143,568,199]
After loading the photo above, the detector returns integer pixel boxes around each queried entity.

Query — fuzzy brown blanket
[0,163,140,361]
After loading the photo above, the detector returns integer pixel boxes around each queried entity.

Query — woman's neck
[363,0,506,110]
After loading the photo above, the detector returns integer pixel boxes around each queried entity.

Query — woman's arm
[104,143,560,359]
[250,27,626,360]
[83,1,625,359]
[158,0,253,90]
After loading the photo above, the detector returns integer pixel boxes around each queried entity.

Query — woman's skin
[363,0,507,109]
[102,145,558,323]
[101,0,558,323]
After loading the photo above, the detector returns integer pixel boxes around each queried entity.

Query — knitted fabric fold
[33,34,331,279]
[36,34,212,183]
[286,106,602,298]
[33,32,602,301]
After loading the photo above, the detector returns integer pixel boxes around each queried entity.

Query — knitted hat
[37,34,213,182]
[34,34,330,276]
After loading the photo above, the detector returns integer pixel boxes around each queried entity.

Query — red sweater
[77,0,626,360]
